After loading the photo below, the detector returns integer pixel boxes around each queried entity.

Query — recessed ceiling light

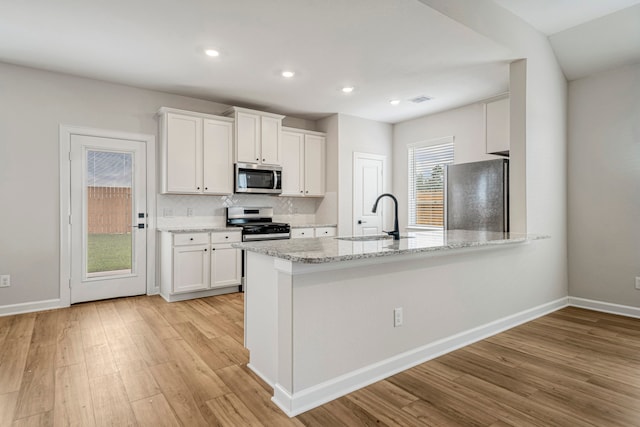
[390,99,401,106]
[204,49,220,57]
[282,71,295,78]
[342,86,354,93]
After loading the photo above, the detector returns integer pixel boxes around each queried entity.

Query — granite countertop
[234,230,549,264]
[290,224,337,229]
[157,226,239,233]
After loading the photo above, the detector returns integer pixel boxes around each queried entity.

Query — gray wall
[568,63,640,306]
[410,0,569,307]
[0,62,313,307]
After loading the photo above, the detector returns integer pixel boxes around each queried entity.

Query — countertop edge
[235,233,550,264]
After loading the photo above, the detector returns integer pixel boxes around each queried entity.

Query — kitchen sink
[336,235,414,242]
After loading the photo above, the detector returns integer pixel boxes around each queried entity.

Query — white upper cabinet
[485,96,510,157]
[226,107,284,166]
[158,107,234,195]
[281,130,304,195]
[165,113,202,193]
[281,127,325,197]
[304,133,325,196]
[203,118,233,194]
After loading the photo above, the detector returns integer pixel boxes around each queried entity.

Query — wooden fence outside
[87,186,132,234]
[415,190,444,227]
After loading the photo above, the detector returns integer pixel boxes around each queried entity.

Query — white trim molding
[568,297,640,319]
[271,297,569,417]
[0,299,63,317]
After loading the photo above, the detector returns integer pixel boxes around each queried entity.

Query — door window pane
[86,150,133,277]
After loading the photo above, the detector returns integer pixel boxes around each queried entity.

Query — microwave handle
[273,170,278,190]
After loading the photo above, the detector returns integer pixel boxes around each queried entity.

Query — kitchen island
[235,230,551,416]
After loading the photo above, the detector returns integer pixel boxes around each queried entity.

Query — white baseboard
[272,296,569,417]
[0,299,64,317]
[568,296,640,319]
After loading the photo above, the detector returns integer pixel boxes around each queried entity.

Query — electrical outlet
[0,275,10,288]
[187,208,193,217]
[394,307,403,327]
[635,277,640,290]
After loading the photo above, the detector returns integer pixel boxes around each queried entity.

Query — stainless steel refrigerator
[445,159,509,232]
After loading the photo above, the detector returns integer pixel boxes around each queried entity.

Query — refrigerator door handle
[503,161,509,232]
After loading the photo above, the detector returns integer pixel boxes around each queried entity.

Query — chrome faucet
[372,193,400,240]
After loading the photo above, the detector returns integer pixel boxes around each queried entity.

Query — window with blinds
[408,139,454,228]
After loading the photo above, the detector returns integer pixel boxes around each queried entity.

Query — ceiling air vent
[410,95,433,103]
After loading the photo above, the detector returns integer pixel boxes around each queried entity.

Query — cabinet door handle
[305,190,309,193]
[197,187,201,190]
[225,236,229,239]
[204,248,207,252]
[262,158,266,162]
[205,187,208,190]
[190,238,194,241]
[256,158,259,161]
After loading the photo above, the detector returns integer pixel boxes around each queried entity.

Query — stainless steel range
[226,207,291,241]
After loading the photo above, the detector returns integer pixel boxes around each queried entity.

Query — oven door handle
[273,170,278,190]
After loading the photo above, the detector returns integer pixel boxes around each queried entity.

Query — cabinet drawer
[174,233,209,246]
[315,227,336,237]
[211,231,242,244]
[291,228,314,238]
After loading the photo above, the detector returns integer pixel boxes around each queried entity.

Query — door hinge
[68,151,72,161]
[68,278,72,288]
[68,215,72,225]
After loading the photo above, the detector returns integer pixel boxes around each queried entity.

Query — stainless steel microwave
[235,163,282,194]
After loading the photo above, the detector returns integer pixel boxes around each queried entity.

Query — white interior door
[353,153,385,235]
[70,134,147,303]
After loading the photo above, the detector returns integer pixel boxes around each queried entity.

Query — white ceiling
[494,0,640,80]
[1,1,636,123]
[0,0,513,124]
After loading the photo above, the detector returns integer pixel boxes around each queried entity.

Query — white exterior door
[353,153,385,235]
[69,134,147,303]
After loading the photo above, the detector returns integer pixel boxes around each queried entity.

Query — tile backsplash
[157,194,318,227]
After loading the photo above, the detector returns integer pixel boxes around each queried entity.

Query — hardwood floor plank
[30,311,59,347]
[2,298,640,426]
[0,315,35,394]
[170,322,237,371]
[83,344,118,379]
[346,387,425,427]
[137,306,179,341]
[215,365,304,426]
[112,298,144,324]
[161,338,230,402]
[130,393,180,427]
[53,363,95,427]
[118,359,161,402]
[130,332,171,367]
[315,398,389,426]
[12,411,53,427]
[149,362,210,427]
[55,322,85,368]
[388,369,501,426]
[89,373,136,427]
[14,343,56,419]
[0,392,19,427]
[205,393,263,427]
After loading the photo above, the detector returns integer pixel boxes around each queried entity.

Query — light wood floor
[1,294,640,426]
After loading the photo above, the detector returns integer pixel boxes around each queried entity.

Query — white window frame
[407,136,454,230]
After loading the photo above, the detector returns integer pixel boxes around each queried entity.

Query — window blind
[408,140,454,228]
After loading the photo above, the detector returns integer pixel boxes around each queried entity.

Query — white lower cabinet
[315,227,337,237]
[291,226,337,238]
[160,231,242,301]
[211,232,242,288]
[291,228,314,239]
[173,243,210,293]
